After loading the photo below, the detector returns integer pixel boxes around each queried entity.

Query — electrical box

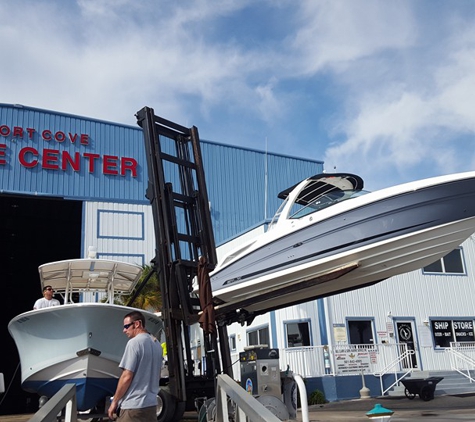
[240,346,281,398]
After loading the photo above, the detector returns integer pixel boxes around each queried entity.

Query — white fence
[280,344,412,378]
[232,343,413,381]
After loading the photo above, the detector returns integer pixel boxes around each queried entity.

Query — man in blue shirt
[108,310,162,421]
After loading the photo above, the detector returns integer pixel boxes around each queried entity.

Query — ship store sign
[431,320,475,348]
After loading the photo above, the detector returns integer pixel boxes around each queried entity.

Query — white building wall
[320,234,475,372]
[273,302,320,347]
[83,201,156,266]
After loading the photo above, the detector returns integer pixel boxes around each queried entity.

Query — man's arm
[108,369,134,420]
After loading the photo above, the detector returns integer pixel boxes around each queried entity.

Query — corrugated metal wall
[83,201,156,266]
[201,141,323,244]
[0,103,323,245]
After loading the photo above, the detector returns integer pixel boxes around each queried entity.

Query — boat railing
[446,342,475,382]
[27,383,77,422]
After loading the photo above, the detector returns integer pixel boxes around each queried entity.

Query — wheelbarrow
[400,377,444,401]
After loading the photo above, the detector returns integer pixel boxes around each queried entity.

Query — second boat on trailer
[8,256,163,413]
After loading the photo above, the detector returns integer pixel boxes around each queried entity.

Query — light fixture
[88,246,97,259]
[387,311,392,318]
[423,318,429,326]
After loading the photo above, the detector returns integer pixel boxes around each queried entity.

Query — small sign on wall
[333,324,347,343]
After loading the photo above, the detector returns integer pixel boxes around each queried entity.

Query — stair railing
[447,343,475,383]
[373,347,415,396]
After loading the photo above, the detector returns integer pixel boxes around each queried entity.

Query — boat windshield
[289,189,369,219]
[268,189,370,230]
[268,197,289,231]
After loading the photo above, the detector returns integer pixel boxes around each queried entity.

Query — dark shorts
[118,405,156,422]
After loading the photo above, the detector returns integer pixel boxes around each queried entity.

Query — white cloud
[287,0,415,75]
[322,4,475,189]
[1,0,475,191]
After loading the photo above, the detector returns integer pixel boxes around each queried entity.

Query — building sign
[432,320,454,348]
[333,323,348,343]
[0,124,138,177]
[453,320,475,342]
[334,351,371,374]
[431,319,475,348]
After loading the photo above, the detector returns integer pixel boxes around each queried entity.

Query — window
[229,334,236,351]
[247,326,269,347]
[431,319,475,348]
[285,321,311,347]
[423,248,465,274]
[348,319,374,345]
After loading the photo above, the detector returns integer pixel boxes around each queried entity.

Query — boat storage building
[1,103,475,412]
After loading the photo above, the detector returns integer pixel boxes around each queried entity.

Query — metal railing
[214,373,309,422]
[28,384,77,422]
[447,342,475,382]
[374,349,414,395]
[215,374,281,422]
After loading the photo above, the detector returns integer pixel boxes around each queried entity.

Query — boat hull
[8,304,163,411]
[212,173,475,313]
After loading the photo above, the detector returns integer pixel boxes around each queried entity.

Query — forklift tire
[157,388,185,422]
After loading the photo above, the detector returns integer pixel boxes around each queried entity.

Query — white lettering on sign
[453,321,473,330]
[434,322,449,330]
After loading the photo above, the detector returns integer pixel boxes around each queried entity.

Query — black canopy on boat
[278,173,364,205]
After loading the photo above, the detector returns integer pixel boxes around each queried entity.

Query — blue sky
[1,0,475,190]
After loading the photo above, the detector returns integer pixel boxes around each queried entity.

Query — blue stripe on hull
[23,378,118,411]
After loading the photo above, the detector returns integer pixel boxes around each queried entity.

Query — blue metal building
[0,103,322,415]
[0,103,322,247]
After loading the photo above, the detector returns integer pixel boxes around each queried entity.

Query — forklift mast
[136,107,232,420]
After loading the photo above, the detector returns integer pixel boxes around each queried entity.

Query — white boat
[211,171,475,315]
[8,257,163,412]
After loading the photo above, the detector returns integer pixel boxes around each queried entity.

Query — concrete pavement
[1,394,474,421]
[302,393,475,421]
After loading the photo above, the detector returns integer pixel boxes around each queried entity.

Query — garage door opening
[0,195,82,416]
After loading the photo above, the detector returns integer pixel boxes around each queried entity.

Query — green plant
[121,264,162,312]
[308,389,327,405]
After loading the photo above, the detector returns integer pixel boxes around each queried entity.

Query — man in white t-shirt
[33,285,61,309]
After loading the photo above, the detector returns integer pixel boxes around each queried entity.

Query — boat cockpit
[268,173,367,231]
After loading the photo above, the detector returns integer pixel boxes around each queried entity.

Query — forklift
[136,107,233,421]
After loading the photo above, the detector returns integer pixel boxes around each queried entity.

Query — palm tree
[122,264,162,312]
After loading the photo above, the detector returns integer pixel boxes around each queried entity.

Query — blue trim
[317,298,328,345]
[393,317,422,370]
[422,247,467,276]
[345,316,377,344]
[229,334,237,351]
[97,209,145,240]
[283,318,313,347]
[97,252,145,266]
[246,323,270,346]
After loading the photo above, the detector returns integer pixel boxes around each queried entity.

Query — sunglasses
[45,288,54,291]
[123,322,135,329]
